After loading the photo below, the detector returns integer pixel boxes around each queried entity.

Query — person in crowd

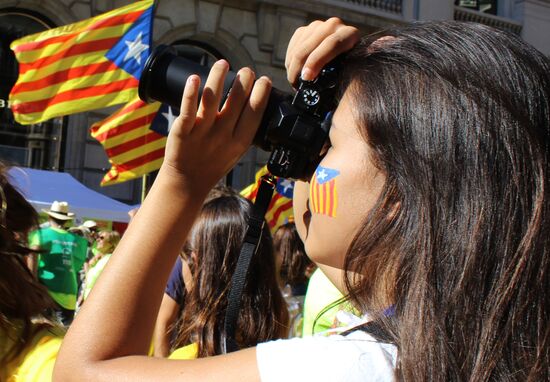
[152,255,190,357]
[0,162,63,381]
[81,220,98,240]
[301,267,351,336]
[169,194,288,358]
[55,18,549,381]
[152,183,239,357]
[274,221,315,297]
[28,201,87,326]
[80,230,120,302]
[273,221,315,337]
[67,225,93,304]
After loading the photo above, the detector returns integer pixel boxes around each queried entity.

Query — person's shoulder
[256,329,396,381]
[10,324,64,382]
[28,227,50,246]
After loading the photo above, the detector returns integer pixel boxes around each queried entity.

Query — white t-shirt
[256,329,397,381]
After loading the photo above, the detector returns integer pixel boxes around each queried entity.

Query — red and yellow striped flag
[309,165,339,217]
[9,0,154,125]
[241,166,294,233]
[91,95,167,186]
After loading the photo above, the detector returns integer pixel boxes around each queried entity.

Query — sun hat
[41,201,75,220]
[82,220,98,230]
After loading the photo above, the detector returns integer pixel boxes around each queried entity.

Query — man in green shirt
[29,201,88,326]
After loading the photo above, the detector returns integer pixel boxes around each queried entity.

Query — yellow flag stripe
[101,157,164,186]
[12,0,153,47]
[109,138,166,164]
[14,24,134,64]
[13,88,136,125]
[12,69,134,102]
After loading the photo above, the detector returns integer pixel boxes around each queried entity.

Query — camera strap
[222,173,276,353]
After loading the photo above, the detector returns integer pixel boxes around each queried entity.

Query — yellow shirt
[168,343,199,360]
[1,324,64,382]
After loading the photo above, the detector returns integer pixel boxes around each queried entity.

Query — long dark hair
[0,163,56,367]
[273,222,313,289]
[174,195,289,357]
[340,22,550,381]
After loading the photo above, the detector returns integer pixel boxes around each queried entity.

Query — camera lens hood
[138,44,236,110]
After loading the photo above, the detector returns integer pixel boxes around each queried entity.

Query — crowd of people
[1,16,549,382]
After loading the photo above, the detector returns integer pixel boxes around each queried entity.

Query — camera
[138,45,342,180]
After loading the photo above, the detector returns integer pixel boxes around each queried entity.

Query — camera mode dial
[302,88,320,106]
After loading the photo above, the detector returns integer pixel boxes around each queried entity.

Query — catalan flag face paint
[309,165,340,217]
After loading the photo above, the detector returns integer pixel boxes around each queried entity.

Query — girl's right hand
[161,61,272,196]
[285,17,360,87]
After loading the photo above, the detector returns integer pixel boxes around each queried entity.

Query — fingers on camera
[197,60,230,127]
[234,76,272,145]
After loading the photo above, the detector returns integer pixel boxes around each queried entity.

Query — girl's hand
[162,60,272,195]
[285,17,360,86]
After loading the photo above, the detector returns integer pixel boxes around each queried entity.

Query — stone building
[1,0,549,204]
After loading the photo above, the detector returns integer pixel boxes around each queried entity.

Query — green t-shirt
[29,227,88,310]
[301,268,346,336]
[83,254,111,300]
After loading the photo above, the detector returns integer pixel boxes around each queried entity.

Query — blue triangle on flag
[150,104,179,136]
[105,7,153,79]
[315,166,340,184]
[276,178,294,199]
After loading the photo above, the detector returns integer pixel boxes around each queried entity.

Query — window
[0,9,65,170]
[455,0,498,15]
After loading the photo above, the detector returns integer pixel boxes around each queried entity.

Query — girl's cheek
[309,164,341,218]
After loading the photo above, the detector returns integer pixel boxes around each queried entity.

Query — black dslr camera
[138,45,342,180]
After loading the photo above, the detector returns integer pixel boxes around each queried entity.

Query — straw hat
[82,220,98,230]
[42,201,75,220]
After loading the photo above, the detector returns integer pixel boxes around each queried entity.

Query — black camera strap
[222,173,276,353]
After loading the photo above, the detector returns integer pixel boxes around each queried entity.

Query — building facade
[1,0,549,204]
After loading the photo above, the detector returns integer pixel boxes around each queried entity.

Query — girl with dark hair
[171,194,288,358]
[273,222,315,297]
[0,163,63,381]
[55,18,549,381]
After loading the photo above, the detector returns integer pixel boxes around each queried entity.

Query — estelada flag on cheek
[310,165,340,217]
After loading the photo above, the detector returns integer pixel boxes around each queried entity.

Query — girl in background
[171,194,288,358]
[81,230,120,301]
[0,162,63,381]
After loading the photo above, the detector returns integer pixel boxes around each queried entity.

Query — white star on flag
[124,31,148,65]
[279,179,294,193]
[317,168,328,181]
[162,107,177,132]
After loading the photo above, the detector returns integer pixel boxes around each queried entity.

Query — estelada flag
[90,96,179,186]
[241,166,294,233]
[309,165,339,217]
[9,0,154,125]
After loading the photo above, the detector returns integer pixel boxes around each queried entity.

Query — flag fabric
[309,165,339,217]
[241,166,294,233]
[9,0,154,125]
[90,96,180,186]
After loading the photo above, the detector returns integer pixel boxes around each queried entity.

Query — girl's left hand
[162,60,272,195]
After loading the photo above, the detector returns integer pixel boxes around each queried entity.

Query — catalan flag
[241,166,294,233]
[9,0,154,125]
[309,165,339,217]
[90,96,178,186]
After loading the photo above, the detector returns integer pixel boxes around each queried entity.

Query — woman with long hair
[0,163,63,381]
[55,18,549,381]
[81,230,121,301]
[273,222,315,296]
[172,195,288,358]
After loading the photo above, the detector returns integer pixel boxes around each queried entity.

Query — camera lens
[138,45,288,151]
